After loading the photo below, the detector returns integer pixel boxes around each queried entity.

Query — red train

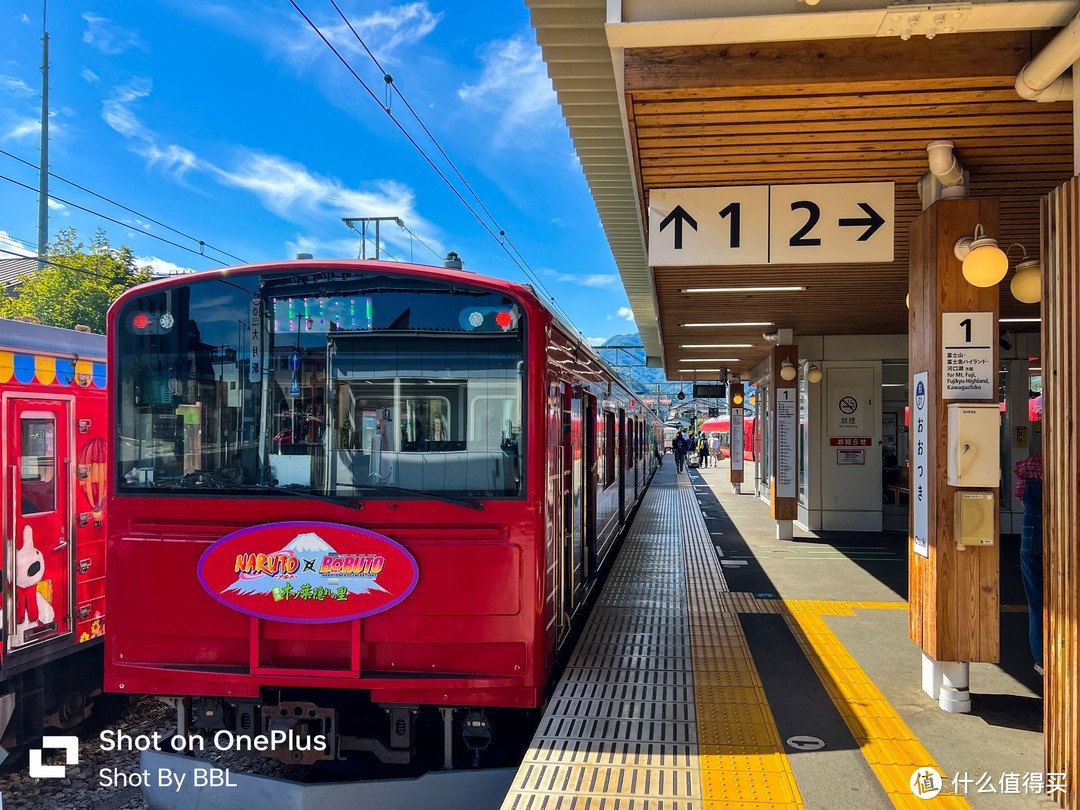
[698,414,757,460]
[0,319,107,761]
[105,258,659,769]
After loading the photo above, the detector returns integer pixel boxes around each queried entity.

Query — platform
[502,460,1047,810]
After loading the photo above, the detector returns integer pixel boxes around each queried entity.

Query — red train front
[105,259,657,769]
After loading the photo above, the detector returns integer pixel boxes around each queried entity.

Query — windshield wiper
[335,482,484,511]
[242,482,364,510]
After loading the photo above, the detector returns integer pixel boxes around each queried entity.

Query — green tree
[0,227,154,333]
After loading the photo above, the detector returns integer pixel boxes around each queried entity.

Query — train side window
[603,411,616,487]
[20,417,56,515]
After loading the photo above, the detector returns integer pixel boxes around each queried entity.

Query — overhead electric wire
[0,172,231,267]
[0,148,247,265]
[397,221,442,261]
[289,0,575,328]
[0,245,138,284]
[328,1,557,294]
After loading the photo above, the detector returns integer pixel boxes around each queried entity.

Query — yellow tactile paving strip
[505,467,977,809]
[679,480,805,809]
[781,600,973,809]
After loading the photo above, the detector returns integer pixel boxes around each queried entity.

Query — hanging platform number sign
[941,312,994,400]
[648,183,893,266]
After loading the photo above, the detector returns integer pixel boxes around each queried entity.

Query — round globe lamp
[954,225,1007,288]
[1010,260,1041,304]
[780,358,797,381]
[806,365,823,384]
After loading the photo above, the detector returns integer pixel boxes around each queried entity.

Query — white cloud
[330,2,441,63]
[47,199,68,215]
[277,1,441,71]
[0,231,35,257]
[458,36,558,143]
[587,337,606,346]
[102,78,152,139]
[99,78,443,258]
[138,256,198,276]
[0,75,33,97]
[20,14,29,24]
[617,307,635,322]
[82,13,147,55]
[543,269,618,288]
[2,117,39,142]
[82,68,101,84]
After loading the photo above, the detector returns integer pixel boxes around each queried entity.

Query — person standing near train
[672,430,690,473]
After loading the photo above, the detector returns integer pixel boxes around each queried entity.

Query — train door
[558,383,575,642]
[569,387,585,604]
[5,398,73,650]
[617,409,626,524]
[583,393,597,577]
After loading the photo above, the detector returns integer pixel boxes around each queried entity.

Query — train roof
[0,318,105,359]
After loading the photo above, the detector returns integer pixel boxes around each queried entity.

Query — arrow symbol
[838,202,885,241]
[659,205,698,249]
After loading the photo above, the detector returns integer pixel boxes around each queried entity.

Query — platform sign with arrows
[769,182,893,264]
[648,182,893,266]
[649,186,769,267]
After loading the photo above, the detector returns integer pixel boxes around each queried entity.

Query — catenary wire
[289,0,574,327]
[0,148,247,265]
[0,172,230,267]
[327,0,553,296]
[325,0,565,312]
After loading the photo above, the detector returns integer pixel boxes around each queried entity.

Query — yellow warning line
[782,600,972,808]
[681,486,804,808]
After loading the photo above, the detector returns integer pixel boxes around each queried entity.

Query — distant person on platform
[697,433,710,468]
[1014,445,1044,677]
[709,433,721,463]
[672,431,690,474]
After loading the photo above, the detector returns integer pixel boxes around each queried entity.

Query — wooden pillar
[771,346,798,533]
[1041,177,1079,810]
[729,383,745,488]
[907,198,1000,665]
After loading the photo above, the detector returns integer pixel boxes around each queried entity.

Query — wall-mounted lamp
[732,392,744,406]
[780,358,797,381]
[905,292,910,310]
[806,364,823,384]
[1010,259,1041,303]
[749,394,757,406]
[953,224,1007,287]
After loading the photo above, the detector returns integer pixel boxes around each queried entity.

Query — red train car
[0,319,107,761]
[105,259,659,769]
[698,414,757,460]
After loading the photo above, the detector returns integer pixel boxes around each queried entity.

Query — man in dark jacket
[672,431,689,473]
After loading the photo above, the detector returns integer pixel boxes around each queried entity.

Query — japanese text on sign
[912,372,929,558]
[942,312,994,399]
[776,389,797,498]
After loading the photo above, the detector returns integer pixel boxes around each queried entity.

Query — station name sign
[648,182,894,266]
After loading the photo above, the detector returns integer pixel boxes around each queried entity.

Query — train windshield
[114,269,526,499]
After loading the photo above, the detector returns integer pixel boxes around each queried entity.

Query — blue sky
[0,1,638,344]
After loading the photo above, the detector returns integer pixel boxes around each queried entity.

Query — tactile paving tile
[502,470,804,810]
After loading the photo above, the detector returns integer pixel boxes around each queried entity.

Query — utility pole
[342,216,402,260]
[36,0,49,272]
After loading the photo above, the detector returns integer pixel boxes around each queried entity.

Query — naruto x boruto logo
[198,522,419,624]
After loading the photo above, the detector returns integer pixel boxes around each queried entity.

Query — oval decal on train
[197,521,419,623]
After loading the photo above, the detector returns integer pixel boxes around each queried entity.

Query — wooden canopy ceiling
[623,31,1071,376]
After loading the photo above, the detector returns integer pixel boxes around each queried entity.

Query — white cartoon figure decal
[14,525,55,645]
